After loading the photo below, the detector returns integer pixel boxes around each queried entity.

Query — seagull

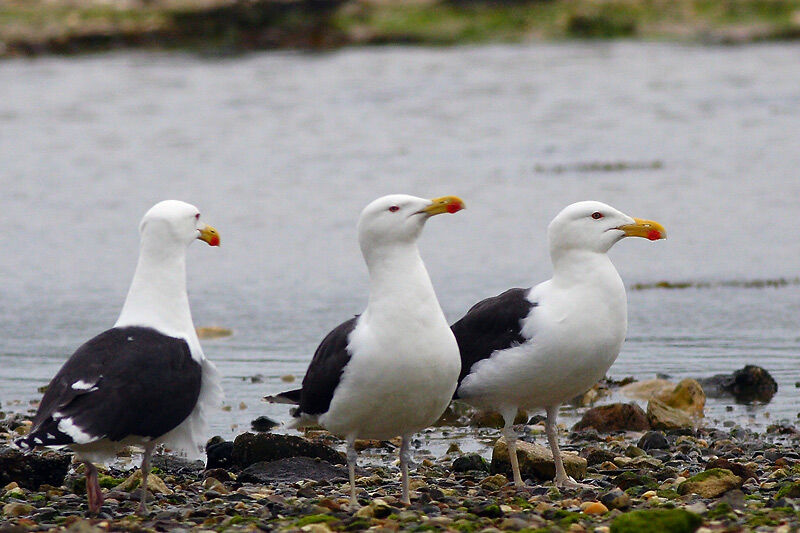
[451,201,665,488]
[16,200,223,514]
[267,194,464,505]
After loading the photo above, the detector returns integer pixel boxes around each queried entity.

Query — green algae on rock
[611,509,702,533]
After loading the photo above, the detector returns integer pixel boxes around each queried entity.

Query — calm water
[1,43,799,451]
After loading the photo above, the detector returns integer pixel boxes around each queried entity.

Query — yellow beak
[617,218,666,241]
[198,224,221,246]
[421,196,466,216]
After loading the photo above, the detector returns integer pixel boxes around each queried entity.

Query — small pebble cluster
[2,416,800,532]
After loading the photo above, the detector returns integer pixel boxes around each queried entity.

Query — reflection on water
[1,43,799,447]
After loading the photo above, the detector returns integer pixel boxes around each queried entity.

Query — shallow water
[1,43,799,454]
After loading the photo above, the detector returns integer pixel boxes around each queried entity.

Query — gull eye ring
[591,212,603,220]
[388,206,400,213]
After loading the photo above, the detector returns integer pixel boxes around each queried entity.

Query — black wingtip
[264,388,302,405]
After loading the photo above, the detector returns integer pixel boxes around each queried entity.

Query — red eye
[591,212,603,220]
[195,213,200,220]
[388,206,400,212]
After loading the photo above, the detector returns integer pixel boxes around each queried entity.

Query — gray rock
[600,487,631,510]
[452,453,489,473]
[573,403,650,432]
[238,457,348,484]
[697,365,777,403]
[491,437,587,481]
[638,431,669,451]
[231,432,344,468]
[0,445,71,490]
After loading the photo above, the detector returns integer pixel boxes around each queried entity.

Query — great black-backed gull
[451,201,665,488]
[268,194,465,505]
[16,200,223,514]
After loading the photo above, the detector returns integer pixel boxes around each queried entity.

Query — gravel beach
[2,390,800,533]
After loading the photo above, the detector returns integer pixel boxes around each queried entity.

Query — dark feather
[451,288,536,398]
[294,316,358,417]
[17,326,202,449]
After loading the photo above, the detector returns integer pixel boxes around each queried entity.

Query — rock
[613,472,658,491]
[582,447,618,466]
[195,326,233,339]
[150,453,204,474]
[469,410,528,428]
[573,403,650,432]
[705,458,757,482]
[251,416,279,432]
[638,431,669,450]
[678,468,743,498]
[582,501,608,515]
[2,502,35,517]
[238,457,349,484]
[468,501,504,518]
[646,399,693,430]
[0,445,71,490]
[775,481,800,499]
[619,379,676,400]
[610,509,702,533]
[452,453,489,473]
[231,432,344,468]
[600,488,631,510]
[206,440,234,469]
[656,379,705,417]
[478,474,508,491]
[115,470,173,494]
[491,437,587,481]
[697,365,777,403]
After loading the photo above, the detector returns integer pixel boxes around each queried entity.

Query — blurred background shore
[3,0,800,58]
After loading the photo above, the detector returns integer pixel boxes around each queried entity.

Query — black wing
[451,288,536,397]
[295,316,358,417]
[17,326,202,449]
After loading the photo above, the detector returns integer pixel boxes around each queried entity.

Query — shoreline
[3,0,800,59]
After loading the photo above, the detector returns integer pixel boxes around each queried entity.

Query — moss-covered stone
[678,468,742,498]
[776,481,800,499]
[610,509,702,533]
[294,514,337,527]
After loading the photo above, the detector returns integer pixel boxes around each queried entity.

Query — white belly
[320,321,460,440]
[459,284,626,412]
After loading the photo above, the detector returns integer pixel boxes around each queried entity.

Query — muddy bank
[4,0,800,58]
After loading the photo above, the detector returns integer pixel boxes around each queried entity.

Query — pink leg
[138,442,156,515]
[84,462,103,515]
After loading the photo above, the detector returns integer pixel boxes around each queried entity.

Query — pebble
[0,401,799,532]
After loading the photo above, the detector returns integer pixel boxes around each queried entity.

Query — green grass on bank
[333,0,800,43]
[2,0,800,56]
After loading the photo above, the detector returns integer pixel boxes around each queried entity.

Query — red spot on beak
[647,230,662,241]
[447,202,463,214]
[209,235,220,246]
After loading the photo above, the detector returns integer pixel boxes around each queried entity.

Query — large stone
[678,468,743,498]
[619,379,676,400]
[600,487,631,510]
[2,502,35,517]
[238,457,349,484]
[206,440,234,469]
[573,403,650,432]
[115,470,173,494]
[610,509,702,533]
[638,430,669,451]
[0,445,71,490]
[490,437,587,481]
[646,398,693,430]
[231,432,344,468]
[656,378,705,418]
[452,453,489,473]
[697,365,777,403]
[705,458,757,482]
